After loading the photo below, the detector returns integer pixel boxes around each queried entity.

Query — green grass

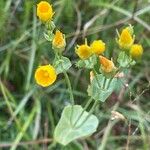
[0,0,150,149]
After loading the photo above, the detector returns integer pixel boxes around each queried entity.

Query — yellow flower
[90,40,105,55]
[35,65,57,87]
[52,30,66,50]
[99,56,115,73]
[37,1,54,22]
[130,44,143,59]
[75,44,92,59]
[118,27,134,49]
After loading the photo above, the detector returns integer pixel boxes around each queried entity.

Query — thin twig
[126,119,131,150]
[0,139,53,148]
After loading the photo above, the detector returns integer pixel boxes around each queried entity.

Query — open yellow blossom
[99,56,116,73]
[90,40,105,55]
[75,44,92,59]
[37,1,54,22]
[52,30,66,50]
[35,65,57,87]
[130,44,143,59]
[118,27,134,49]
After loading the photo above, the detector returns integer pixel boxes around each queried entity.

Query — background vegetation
[0,0,149,149]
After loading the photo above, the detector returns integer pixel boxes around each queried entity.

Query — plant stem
[73,97,93,127]
[55,53,74,105]
[103,77,107,89]
[106,77,113,89]
[63,70,74,105]
[93,68,101,88]
[55,53,75,125]
[76,100,99,128]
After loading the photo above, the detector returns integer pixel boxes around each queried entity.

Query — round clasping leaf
[54,105,99,145]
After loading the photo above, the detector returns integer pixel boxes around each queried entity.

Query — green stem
[55,53,74,105]
[63,71,74,105]
[55,53,75,125]
[63,70,74,126]
[76,100,99,128]
[103,77,107,89]
[73,97,93,127]
[106,78,113,89]
[93,68,101,88]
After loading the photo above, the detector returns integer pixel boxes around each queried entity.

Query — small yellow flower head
[52,30,66,50]
[90,40,105,55]
[35,65,57,87]
[130,44,143,59]
[75,44,92,59]
[37,1,54,22]
[118,27,134,49]
[99,56,115,73]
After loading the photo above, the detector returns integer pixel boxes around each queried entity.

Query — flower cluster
[35,1,66,87]
[34,1,144,146]
[117,25,143,59]
[75,39,105,59]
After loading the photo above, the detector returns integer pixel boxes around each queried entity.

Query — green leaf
[87,74,118,102]
[54,105,99,146]
[117,51,132,68]
[54,56,72,74]
[76,55,97,69]
[44,32,54,41]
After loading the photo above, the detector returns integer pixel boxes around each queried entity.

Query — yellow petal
[90,40,105,55]
[130,44,143,59]
[37,1,54,22]
[35,65,57,87]
[52,30,66,50]
[75,44,92,59]
[99,56,115,73]
[118,28,134,49]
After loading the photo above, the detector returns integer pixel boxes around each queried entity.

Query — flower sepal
[53,56,72,74]
[45,21,56,32]
[44,31,54,42]
[117,51,136,68]
[100,67,118,79]
[76,54,97,69]
[87,74,118,102]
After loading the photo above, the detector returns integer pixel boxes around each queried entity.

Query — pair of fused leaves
[76,55,97,69]
[53,56,72,74]
[117,51,136,68]
[44,21,56,41]
[88,74,118,102]
[54,105,99,146]
[44,32,54,41]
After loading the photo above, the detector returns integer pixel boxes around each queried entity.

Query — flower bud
[118,27,134,50]
[90,40,105,55]
[99,56,116,73]
[130,44,143,59]
[52,30,66,51]
[75,44,92,59]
